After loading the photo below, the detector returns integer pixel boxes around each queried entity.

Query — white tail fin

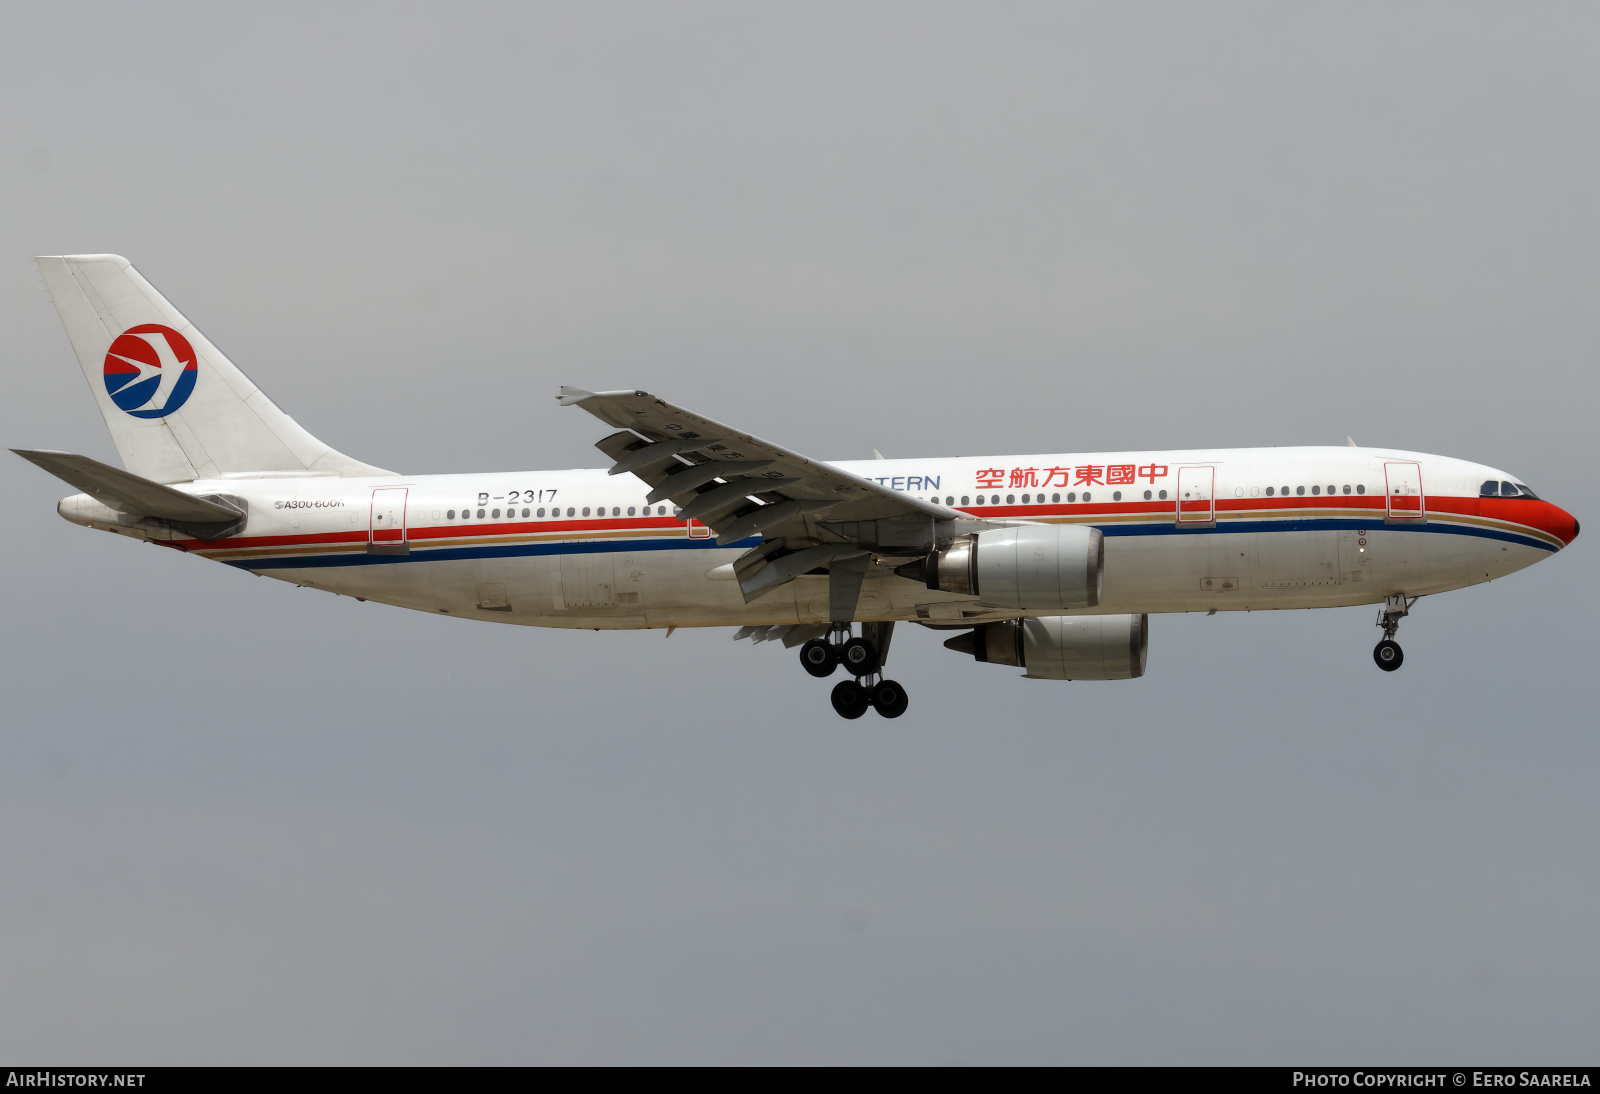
[36,255,393,484]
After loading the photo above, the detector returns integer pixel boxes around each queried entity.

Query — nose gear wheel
[1373,639,1403,671]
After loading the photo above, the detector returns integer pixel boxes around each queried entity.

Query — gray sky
[2,1,1597,1064]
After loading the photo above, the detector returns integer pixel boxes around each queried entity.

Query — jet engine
[898,525,1103,611]
[942,614,1147,680]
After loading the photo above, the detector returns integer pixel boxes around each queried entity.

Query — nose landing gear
[1373,639,1403,671]
[1372,594,1418,672]
[806,624,907,718]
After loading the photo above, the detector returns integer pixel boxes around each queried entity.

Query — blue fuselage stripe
[1098,516,1557,551]
[223,535,760,570]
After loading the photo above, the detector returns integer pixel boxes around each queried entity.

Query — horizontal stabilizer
[13,448,243,524]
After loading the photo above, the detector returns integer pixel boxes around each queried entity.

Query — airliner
[16,255,1579,719]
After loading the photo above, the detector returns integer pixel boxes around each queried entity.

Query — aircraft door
[369,487,410,554]
[1176,466,1215,525]
[1384,462,1426,523]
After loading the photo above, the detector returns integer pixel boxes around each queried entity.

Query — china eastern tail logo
[103,324,198,418]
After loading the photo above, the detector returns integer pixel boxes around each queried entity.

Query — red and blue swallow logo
[103,323,198,418]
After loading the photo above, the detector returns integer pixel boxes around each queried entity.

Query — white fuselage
[60,446,1573,629]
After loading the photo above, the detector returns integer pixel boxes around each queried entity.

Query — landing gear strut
[805,624,908,719]
[1373,594,1417,672]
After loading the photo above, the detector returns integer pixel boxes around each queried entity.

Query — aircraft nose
[1552,504,1579,547]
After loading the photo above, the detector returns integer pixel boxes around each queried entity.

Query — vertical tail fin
[35,254,393,484]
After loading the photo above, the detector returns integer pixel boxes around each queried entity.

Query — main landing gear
[1373,594,1418,672]
[802,624,908,719]
[831,677,909,719]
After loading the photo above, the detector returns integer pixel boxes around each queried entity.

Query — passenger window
[991,495,1000,505]
[582,507,591,517]
[537,508,545,517]
[1113,491,1122,501]
[1327,486,1335,495]
[1312,485,1321,495]
[447,509,456,519]
[1159,489,1167,500]
[492,508,500,518]
[1266,487,1275,496]
[627,506,636,516]
[566,507,575,517]
[1296,486,1305,496]
[1006,494,1015,504]
[974,495,985,505]
[477,508,486,518]
[1052,493,1060,503]
[1343,485,1351,495]
[1082,492,1092,502]
[1067,492,1076,502]
[1281,486,1290,496]
[1143,490,1152,500]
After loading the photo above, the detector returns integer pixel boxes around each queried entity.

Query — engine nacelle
[942,614,1147,681]
[904,525,1103,611]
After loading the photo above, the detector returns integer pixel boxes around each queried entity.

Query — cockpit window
[1500,481,1519,497]
[1513,483,1538,500]
[1481,480,1500,497]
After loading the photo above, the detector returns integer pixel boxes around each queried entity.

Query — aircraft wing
[559,387,982,565]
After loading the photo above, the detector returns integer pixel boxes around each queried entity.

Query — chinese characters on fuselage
[976,464,1169,489]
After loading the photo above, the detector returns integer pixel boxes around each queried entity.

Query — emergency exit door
[369,487,410,554]
[1176,466,1216,525]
